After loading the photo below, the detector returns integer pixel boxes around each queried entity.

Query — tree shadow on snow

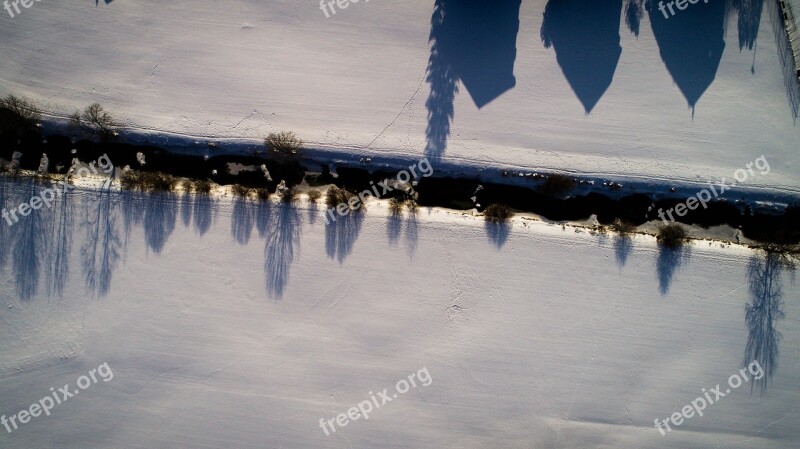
[614,234,633,267]
[81,181,121,297]
[10,178,52,300]
[743,248,793,395]
[485,221,511,249]
[656,244,691,295]
[231,196,254,245]
[541,0,623,113]
[387,213,402,247]
[264,203,302,299]
[193,192,216,237]
[325,211,364,264]
[425,0,521,159]
[143,190,177,255]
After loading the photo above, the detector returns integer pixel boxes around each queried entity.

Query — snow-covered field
[0,0,799,193]
[2,1,800,448]
[0,184,798,448]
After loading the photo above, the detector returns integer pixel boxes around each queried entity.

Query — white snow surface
[0,187,798,448]
[0,0,799,193]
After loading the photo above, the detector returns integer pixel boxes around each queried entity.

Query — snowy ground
[0,0,799,194]
[0,184,798,448]
[2,1,800,448]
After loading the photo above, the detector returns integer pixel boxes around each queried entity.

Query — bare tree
[264,131,303,158]
[0,95,41,133]
[71,103,118,140]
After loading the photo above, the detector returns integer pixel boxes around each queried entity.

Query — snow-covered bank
[0,184,798,448]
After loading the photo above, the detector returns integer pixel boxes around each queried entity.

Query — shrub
[119,170,177,192]
[657,224,688,248]
[231,184,252,198]
[0,95,41,132]
[484,203,514,223]
[406,199,419,215]
[280,187,297,204]
[539,173,576,197]
[181,179,193,193]
[307,189,321,203]
[265,131,302,158]
[388,197,404,216]
[254,188,271,202]
[610,218,636,235]
[194,179,213,194]
[70,103,117,140]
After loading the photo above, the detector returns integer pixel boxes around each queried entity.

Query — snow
[2,1,800,447]
[0,186,798,448]
[0,0,798,194]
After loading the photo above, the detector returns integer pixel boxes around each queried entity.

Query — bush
[406,199,419,215]
[388,197,404,216]
[70,103,117,140]
[119,170,177,192]
[484,203,514,223]
[0,95,41,132]
[265,131,302,158]
[611,218,636,235]
[194,179,213,194]
[254,188,271,202]
[657,224,688,248]
[231,184,252,198]
[280,187,297,204]
[307,189,321,203]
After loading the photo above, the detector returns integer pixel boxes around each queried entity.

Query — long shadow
[425,0,521,158]
[541,0,624,113]
[11,178,52,300]
[405,210,419,257]
[766,0,800,122]
[180,190,193,228]
[743,249,791,395]
[193,193,216,237]
[264,203,302,299]
[325,211,364,264]
[648,0,726,112]
[254,200,271,239]
[731,0,764,53]
[121,189,145,250]
[143,190,177,255]
[387,212,402,247]
[0,176,13,270]
[81,180,121,297]
[614,234,634,267]
[231,197,254,245]
[656,244,691,295]
[47,181,73,297]
[485,220,510,249]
